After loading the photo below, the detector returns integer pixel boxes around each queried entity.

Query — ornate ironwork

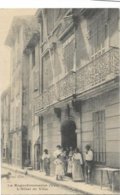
[76,47,119,93]
[35,48,119,113]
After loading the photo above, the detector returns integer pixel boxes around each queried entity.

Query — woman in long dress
[67,156,72,177]
[72,148,84,181]
[60,150,67,175]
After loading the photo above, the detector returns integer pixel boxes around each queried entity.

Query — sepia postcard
[0,5,120,195]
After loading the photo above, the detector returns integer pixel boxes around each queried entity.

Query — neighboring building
[1,87,10,163]
[5,16,38,168]
[24,19,40,169]
[32,8,119,185]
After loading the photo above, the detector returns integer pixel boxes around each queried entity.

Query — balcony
[34,71,76,112]
[34,47,119,114]
[76,47,119,94]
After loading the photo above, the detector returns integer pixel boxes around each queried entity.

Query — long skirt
[72,159,84,181]
[55,164,64,177]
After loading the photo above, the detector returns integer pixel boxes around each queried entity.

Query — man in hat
[85,144,94,184]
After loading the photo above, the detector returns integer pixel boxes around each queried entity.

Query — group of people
[42,144,93,183]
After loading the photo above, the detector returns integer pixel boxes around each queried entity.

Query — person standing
[85,144,94,184]
[72,148,84,181]
[60,150,67,175]
[53,145,62,158]
[69,146,73,156]
[67,147,73,177]
[54,154,64,181]
[42,149,50,176]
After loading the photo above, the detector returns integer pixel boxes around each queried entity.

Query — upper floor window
[93,110,106,164]
[54,48,62,76]
[42,52,53,91]
[32,48,35,67]
[47,9,54,35]
[89,11,108,60]
[63,34,75,73]
[33,71,39,92]
[42,9,69,41]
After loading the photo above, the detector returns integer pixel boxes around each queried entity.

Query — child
[42,149,50,176]
[54,154,64,181]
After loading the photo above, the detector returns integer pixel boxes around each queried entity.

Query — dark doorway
[39,116,43,156]
[22,127,28,167]
[28,140,31,165]
[34,141,40,170]
[61,120,77,149]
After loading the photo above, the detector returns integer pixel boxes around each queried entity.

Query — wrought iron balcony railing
[76,47,119,93]
[34,47,119,113]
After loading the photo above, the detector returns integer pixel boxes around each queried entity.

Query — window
[33,71,39,92]
[54,48,62,76]
[47,9,54,35]
[93,110,106,163]
[54,9,68,25]
[89,11,107,60]
[42,9,69,42]
[63,35,75,73]
[32,49,35,67]
[47,9,65,36]
[42,53,53,90]
[54,9,61,21]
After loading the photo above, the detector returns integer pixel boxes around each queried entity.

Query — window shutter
[93,110,106,163]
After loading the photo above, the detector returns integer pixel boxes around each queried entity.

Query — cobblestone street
[2,168,83,195]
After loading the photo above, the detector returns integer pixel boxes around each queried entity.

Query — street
[1,168,83,195]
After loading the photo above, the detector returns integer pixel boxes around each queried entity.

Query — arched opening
[61,119,77,149]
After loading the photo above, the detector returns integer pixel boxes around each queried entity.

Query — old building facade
[2,8,120,187]
[32,9,119,185]
[33,8,119,166]
[5,16,39,168]
[1,87,10,163]
[24,20,40,169]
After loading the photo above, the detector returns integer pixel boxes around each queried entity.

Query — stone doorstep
[2,164,118,195]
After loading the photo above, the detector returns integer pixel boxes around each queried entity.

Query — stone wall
[81,88,120,167]
[81,88,120,189]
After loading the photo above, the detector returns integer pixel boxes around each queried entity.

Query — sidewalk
[2,163,119,195]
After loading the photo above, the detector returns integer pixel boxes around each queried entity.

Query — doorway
[61,119,77,150]
[34,139,40,170]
